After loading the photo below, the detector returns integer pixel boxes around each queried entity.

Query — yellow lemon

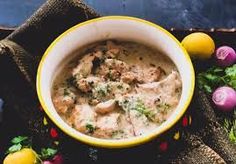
[3,148,37,164]
[181,32,215,59]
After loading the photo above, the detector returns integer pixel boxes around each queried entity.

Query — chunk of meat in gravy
[75,76,100,93]
[72,55,94,78]
[108,82,131,97]
[136,71,181,107]
[98,59,129,79]
[95,99,116,114]
[121,71,136,84]
[105,59,129,72]
[72,104,97,133]
[144,67,162,83]
[53,96,74,114]
[115,114,135,139]
[53,88,75,114]
[92,82,131,102]
[72,51,103,78]
[130,71,182,122]
[93,113,120,138]
[129,110,157,136]
[121,67,162,84]
[106,40,122,57]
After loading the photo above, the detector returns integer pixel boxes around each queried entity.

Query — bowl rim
[36,16,195,148]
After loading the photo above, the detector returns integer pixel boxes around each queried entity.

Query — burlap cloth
[0,0,235,163]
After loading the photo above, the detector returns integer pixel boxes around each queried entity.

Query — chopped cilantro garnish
[86,123,96,134]
[135,100,152,117]
[117,85,123,89]
[156,103,170,114]
[112,130,124,138]
[118,98,154,120]
[94,84,110,98]
[63,88,70,96]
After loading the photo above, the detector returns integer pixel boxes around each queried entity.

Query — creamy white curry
[52,41,182,139]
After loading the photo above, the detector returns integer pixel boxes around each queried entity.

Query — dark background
[0,0,236,29]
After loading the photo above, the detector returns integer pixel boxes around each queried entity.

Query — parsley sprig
[197,64,236,93]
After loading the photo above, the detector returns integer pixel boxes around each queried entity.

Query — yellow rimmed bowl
[36,16,195,148]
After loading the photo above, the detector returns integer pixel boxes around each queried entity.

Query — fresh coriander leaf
[7,143,22,154]
[225,64,236,77]
[86,123,96,133]
[94,84,110,99]
[197,67,226,93]
[204,74,219,81]
[134,99,155,120]
[228,80,236,89]
[212,67,224,73]
[11,136,28,144]
[40,148,57,160]
[203,85,212,93]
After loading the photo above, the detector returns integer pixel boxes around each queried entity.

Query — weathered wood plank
[0,0,236,28]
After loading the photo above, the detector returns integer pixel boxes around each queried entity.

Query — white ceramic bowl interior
[37,16,195,148]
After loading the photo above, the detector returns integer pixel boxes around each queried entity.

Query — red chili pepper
[182,115,188,127]
[50,128,58,138]
[159,141,168,152]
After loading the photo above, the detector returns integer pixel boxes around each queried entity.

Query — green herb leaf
[7,143,22,154]
[203,84,212,93]
[117,85,123,89]
[86,123,96,134]
[119,98,154,120]
[93,84,110,98]
[197,65,236,93]
[135,100,151,117]
[11,136,28,144]
[225,64,236,77]
[212,67,224,73]
[40,148,58,160]
[5,136,32,155]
